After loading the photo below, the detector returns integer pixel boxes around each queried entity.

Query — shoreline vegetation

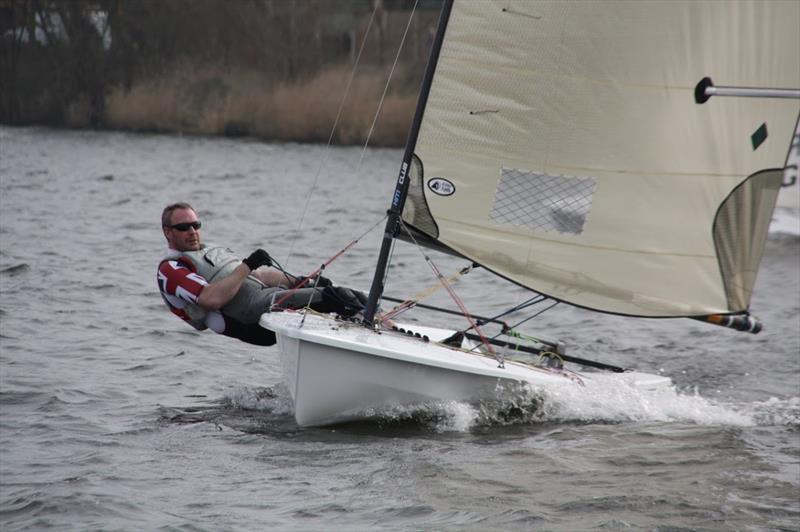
[101,62,418,146]
[1,0,441,147]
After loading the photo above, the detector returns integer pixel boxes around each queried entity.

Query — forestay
[401,0,800,317]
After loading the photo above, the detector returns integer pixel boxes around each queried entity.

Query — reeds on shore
[100,63,418,147]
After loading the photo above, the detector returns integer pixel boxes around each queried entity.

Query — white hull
[260,312,671,427]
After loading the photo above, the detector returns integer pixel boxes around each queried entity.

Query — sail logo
[427,178,455,196]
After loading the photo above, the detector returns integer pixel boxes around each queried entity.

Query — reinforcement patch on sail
[490,167,597,235]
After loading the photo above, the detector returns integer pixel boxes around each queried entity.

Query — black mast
[362,0,454,325]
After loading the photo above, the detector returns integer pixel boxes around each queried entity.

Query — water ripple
[1,126,797,531]
[0,264,30,276]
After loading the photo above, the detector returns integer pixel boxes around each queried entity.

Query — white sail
[401,0,799,317]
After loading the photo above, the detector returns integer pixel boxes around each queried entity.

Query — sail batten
[401,0,799,318]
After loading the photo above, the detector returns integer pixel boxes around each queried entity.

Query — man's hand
[298,274,333,288]
[242,249,272,271]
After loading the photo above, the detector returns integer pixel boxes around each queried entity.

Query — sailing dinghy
[261,0,800,427]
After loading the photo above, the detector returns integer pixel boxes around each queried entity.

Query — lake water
[1,126,798,530]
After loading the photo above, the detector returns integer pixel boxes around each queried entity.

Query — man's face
[163,208,202,251]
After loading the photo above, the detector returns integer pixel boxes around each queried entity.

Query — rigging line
[381,234,397,293]
[379,300,415,322]
[381,297,509,327]
[271,214,388,311]
[398,219,503,367]
[466,300,560,353]
[370,227,398,323]
[356,0,420,170]
[505,288,547,328]
[298,273,322,328]
[283,4,380,269]
[385,287,542,331]
[476,295,547,328]
[494,301,560,341]
[379,264,473,322]
[446,294,547,340]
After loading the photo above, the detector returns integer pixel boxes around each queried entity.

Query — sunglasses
[168,221,202,231]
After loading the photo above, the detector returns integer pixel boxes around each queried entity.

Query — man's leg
[271,286,367,318]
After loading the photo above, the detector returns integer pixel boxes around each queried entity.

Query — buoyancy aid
[161,246,367,344]
[159,247,214,331]
[162,245,281,325]
[162,245,344,320]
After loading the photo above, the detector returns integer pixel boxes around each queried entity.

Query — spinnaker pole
[363,0,454,325]
[695,77,800,104]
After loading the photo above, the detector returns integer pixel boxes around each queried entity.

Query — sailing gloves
[242,249,334,290]
[243,249,273,271]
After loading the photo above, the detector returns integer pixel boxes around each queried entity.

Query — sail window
[713,168,782,311]
[490,167,597,235]
[401,155,439,238]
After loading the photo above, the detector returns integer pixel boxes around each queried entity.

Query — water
[1,126,798,530]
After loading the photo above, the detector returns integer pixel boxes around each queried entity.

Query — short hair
[161,202,196,227]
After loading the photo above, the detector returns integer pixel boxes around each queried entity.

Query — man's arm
[196,262,252,310]
[197,248,273,310]
[251,267,300,288]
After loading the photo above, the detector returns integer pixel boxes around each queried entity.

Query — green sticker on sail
[751,123,767,150]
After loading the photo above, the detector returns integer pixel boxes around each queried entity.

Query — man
[157,202,366,346]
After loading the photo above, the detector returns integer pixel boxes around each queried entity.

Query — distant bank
[1,1,441,147]
[98,63,418,147]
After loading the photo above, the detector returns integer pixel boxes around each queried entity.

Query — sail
[401,0,799,317]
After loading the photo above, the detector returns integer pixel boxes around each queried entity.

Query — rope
[284,2,418,275]
[298,273,322,328]
[276,4,419,321]
[472,294,547,330]
[357,0,420,170]
[505,329,551,349]
[398,219,503,368]
[496,301,560,340]
[270,214,388,311]
[284,3,380,269]
[379,264,473,322]
[503,295,547,318]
